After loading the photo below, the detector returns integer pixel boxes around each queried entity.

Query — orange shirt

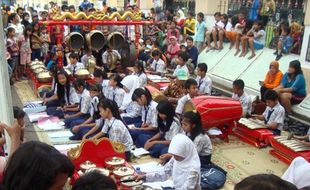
[263,70,283,89]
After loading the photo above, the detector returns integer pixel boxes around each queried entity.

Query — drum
[119,41,137,68]
[66,32,84,50]
[107,32,125,50]
[86,30,105,51]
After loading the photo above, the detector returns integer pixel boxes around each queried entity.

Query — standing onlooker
[6,27,20,81]
[259,0,276,26]
[18,26,32,79]
[21,12,31,28]
[194,12,206,53]
[16,7,24,19]
[40,26,51,62]
[31,22,42,60]
[7,13,24,38]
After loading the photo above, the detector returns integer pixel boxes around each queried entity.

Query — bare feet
[248,54,256,59]
[229,44,235,49]
[234,49,240,56]
[239,52,246,57]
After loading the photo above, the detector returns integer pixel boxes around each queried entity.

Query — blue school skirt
[136,134,169,158]
[64,114,90,129]
[130,127,157,144]
[123,116,142,126]
[46,106,65,118]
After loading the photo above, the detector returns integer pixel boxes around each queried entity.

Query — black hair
[233,79,245,90]
[16,7,24,13]
[13,106,25,119]
[3,141,74,190]
[69,52,79,59]
[93,69,108,79]
[231,15,239,27]
[56,68,71,104]
[73,79,86,90]
[61,5,69,11]
[282,26,291,35]
[264,90,278,101]
[183,111,204,141]
[254,20,264,29]
[178,51,189,62]
[7,13,17,23]
[134,60,145,75]
[109,74,123,88]
[188,11,194,17]
[6,27,15,37]
[234,174,298,190]
[152,49,161,57]
[214,12,221,17]
[289,60,303,79]
[132,88,153,106]
[186,36,194,42]
[197,63,208,73]
[72,171,117,190]
[156,100,176,133]
[221,13,228,20]
[185,78,198,89]
[31,21,40,33]
[89,83,104,99]
[23,25,32,40]
[98,98,122,121]
[197,12,204,20]
[49,64,58,76]
[180,44,186,49]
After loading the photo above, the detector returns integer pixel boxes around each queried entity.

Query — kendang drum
[66,32,84,50]
[86,30,105,51]
[119,41,136,68]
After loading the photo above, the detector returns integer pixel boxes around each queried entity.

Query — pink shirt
[167,29,180,40]
[167,43,180,59]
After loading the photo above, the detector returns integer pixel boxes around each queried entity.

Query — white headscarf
[168,134,201,188]
[177,9,185,20]
[282,156,310,189]
[120,75,141,110]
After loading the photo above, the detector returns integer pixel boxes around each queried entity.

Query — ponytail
[183,111,204,141]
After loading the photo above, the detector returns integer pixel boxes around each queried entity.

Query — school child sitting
[175,78,198,117]
[149,50,166,75]
[160,111,213,166]
[234,12,247,56]
[101,46,121,72]
[64,79,92,129]
[133,60,148,87]
[274,26,293,61]
[81,49,96,68]
[206,12,225,51]
[46,53,58,71]
[70,84,102,140]
[106,74,125,108]
[65,53,85,75]
[240,20,266,59]
[136,100,181,158]
[130,88,159,142]
[196,63,212,95]
[45,69,80,118]
[135,134,201,190]
[164,71,187,104]
[186,36,199,68]
[90,99,134,161]
[119,75,142,125]
[252,90,285,135]
[171,51,190,79]
[232,79,252,117]
[93,69,109,97]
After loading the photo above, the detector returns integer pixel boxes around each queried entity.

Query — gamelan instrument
[269,136,310,164]
[86,30,105,51]
[65,32,84,50]
[234,118,274,148]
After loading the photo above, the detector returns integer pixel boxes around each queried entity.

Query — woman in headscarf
[175,9,185,27]
[120,75,142,125]
[260,60,283,101]
[136,134,201,190]
[275,60,306,114]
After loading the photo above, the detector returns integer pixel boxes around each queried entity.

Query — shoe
[275,54,282,61]
[69,135,80,141]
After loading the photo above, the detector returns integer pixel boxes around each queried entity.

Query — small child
[252,90,285,135]
[65,52,85,75]
[183,12,196,39]
[64,79,92,129]
[234,12,247,56]
[133,60,148,87]
[149,49,166,74]
[93,69,109,97]
[6,27,19,81]
[106,74,125,108]
[40,26,51,61]
[46,53,58,70]
[240,20,266,59]
[196,63,212,95]
[194,12,207,53]
[274,26,293,60]
[13,106,26,142]
[175,78,198,117]
[232,79,252,117]
[18,26,32,78]
[206,12,225,51]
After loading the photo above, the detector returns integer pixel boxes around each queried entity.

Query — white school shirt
[102,50,121,65]
[90,96,99,117]
[151,58,166,73]
[225,21,233,32]
[65,62,85,74]
[79,89,92,114]
[121,101,142,118]
[101,117,134,151]
[81,54,95,67]
[196,75,212,95]
[262,102,285,130]
[232,92,252,116]
[193,134,212,156]
[176,94,191,115]
[213,20,225,31]
[64,87,80,105]
[173,64,189,77]
[102,79,110,97]
[134,73,148,87]
[160,117,181,141]
[106,87,125,108]
[142,100,158,128]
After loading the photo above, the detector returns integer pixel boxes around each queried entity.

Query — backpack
[201,163,227,190]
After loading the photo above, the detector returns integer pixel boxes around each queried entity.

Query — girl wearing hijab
[260,60,283,101]
[175,9,185,27]
[120,75,142,125]
[136,134,201,190]
[275,60,306,114]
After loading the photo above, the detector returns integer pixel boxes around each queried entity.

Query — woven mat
[14,81,40,102]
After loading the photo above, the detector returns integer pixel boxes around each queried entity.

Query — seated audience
[234,12,247,56]
[275,60,306,114]
[186,36,199,68]
[133,60,148,87]
[232,79,252,117]
[183,12,196,39]
[149,49,166,74]
[225,15,240,49]
[196,63,212,95]
[106,74,125,108]
[101,46,121,71]
[289,22,302,54]
[172,51,190,79]
[206,12,225,51]
[274,26,293,61]
[65,53,85,75]
[93,69,109,97]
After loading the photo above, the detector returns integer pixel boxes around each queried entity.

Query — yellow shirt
[184,18,196,33]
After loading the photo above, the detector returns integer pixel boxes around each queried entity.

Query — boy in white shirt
[102,46,121,71]
[149,49,166,74]
[252,90,285,135]
[196,63,212,95]
[65,53,85,75]
[206,12,225,51]
[175,78,198,117]
[232,79,252,117]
